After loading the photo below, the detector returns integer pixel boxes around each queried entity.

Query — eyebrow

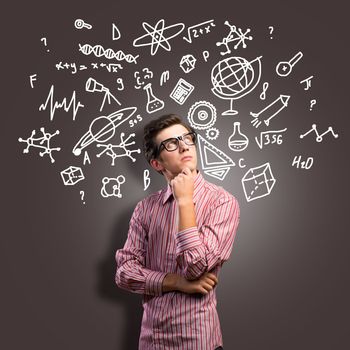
[160,132,190,143]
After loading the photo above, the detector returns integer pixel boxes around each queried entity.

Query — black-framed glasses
[157,132,197,155]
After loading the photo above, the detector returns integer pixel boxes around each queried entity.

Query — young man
[115,114,240,350]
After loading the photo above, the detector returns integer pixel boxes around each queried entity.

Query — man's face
[151,124,198,180]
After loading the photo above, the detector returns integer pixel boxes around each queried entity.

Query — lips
[181,156,192,161]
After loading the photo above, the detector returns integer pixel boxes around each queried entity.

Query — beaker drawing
[143,83,164,114]
[228,122,249,151]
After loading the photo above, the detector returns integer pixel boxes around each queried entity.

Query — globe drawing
[211,56,262,115]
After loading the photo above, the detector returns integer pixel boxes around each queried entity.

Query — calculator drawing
[170,78,194,105]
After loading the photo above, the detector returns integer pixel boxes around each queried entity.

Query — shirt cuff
[145,270,168,296]
[176,226,202,254]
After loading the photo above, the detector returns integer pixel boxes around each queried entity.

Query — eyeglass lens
[162,133,196,151]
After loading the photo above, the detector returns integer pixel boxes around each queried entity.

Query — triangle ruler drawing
[197,134,235,180]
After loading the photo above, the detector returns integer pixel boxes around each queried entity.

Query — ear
[150,158,164,173]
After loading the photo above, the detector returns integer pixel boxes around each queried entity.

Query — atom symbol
[133,19,185,56]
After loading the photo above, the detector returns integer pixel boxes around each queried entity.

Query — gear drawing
[187,101,217,130]
[206,127,220,140]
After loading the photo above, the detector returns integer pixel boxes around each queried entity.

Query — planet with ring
[72,107,137,156]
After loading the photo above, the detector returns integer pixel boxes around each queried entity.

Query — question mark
[40,37,50,52]
[310,99,316,111]
[268,26,274,39]
[80,190,85,204]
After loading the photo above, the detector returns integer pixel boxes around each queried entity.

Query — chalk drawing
[144,83,164,113]
[276,51,303,77]
[250,94,290,128]
[60,166,85,185]
[170,78,194,105]
[211,56,262,115]
[83,151,91,165]
[187,101,217,130]
[255,128,287,149]
[101,176,126,198]
[160,70,170,86]
[73,107,137,156]
[55,62,123,74]
[309,99,316,111]
[216,21,253,55]
[18,128,61,163]
[228,122,249,152]
[79,43,139,64]
[197,134,235,181]
[133,19,185,56]
[299,124,339,142]
[206,128,219,141]
[180,54,196,73]
[292,156,314,169]
[242,163,276,202]
[259,82,269,100]
[183,19,216,43]
[268,26,274,39]
[41,37,49,52]
[134,68,153,89]
[85,77,121,112]
[96,133,141,165]
[112,23,121,40]
[300,75,314,90]
[144,169,150,191]
[74,19,92,30]
[30,74,37,88]
[39,85,84,121]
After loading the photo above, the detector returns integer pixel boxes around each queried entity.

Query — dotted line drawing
[299,124,339,142]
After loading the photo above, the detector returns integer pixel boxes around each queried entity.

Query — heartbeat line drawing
[299,124,339,142]
[39,85,84,121]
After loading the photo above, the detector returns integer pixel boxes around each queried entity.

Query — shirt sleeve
[175,194,240,280]
[115,200,167,296]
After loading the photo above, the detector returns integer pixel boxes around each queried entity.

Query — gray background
[2,0,349,349]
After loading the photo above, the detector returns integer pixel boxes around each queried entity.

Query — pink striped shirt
[115,172,240,350]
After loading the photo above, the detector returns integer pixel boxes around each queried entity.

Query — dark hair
[143,114,194,163]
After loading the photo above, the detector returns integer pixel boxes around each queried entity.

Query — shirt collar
[162,171,206,205]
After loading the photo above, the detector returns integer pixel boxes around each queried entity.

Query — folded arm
[175,195,240,280]
[115,201,168,296]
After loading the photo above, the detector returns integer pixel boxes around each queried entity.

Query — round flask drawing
[143,83,164,114]
[228,122,249,151]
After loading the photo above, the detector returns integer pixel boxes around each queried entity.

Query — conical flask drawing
[228,122,249,151]
[143,83,164,114]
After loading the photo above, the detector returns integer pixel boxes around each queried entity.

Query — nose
[178,139,189,152]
